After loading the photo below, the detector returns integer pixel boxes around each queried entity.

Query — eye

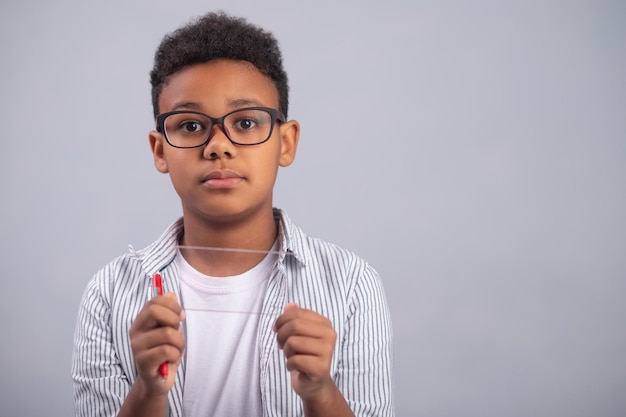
[179,120,205,133]
[232,117,258,131]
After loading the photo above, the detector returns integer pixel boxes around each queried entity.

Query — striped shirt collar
[128,208,308,277]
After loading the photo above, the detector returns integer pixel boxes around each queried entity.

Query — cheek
[165,156,196,188]
[238,155,279,192]
[255,146,282,175]
[245,140,280,163]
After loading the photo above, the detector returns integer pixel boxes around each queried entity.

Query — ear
[149,130,169,173]
[278,120,300,167]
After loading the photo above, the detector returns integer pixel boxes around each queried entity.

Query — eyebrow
[227,98,264,108]
[170,101,203,112]
[170,98,266,113]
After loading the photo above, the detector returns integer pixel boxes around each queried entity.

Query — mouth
[202,169,245,189]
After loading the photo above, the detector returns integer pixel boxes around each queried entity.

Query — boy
[72,11,394,417]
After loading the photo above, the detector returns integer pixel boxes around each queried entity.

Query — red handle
[152,273,168,380]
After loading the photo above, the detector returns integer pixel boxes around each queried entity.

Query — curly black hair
[150,12,289,118]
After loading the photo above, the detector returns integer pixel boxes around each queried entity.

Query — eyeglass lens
[163,109,274,147]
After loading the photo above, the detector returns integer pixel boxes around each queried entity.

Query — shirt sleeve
[72,271,130,417]
[337,263,395,416]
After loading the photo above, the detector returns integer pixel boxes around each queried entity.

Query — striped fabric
[72,209,394,416]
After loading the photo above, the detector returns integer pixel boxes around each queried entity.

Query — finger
[156,292,184,316]
[275,319,336,349]
[273,304,330,333]
[131,300,184,335]
[272,302,298,331]
[281,336,331,359]
[156,293,185,322]
[157,293,185,323]
[131,326,186,354]
[285,354,332,381]
[136,341,184,366]
[132,327,185,381]
[134,342,185,381]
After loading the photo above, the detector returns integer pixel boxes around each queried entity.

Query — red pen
[152,273,169,381]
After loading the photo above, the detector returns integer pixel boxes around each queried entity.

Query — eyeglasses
[156,107,285,148]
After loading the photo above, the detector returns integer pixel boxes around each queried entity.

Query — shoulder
[80,218,183,304]
[276,208,380,285]
[275,209,392,343]
[77,254,148,320]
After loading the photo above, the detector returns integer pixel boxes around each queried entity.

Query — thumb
[283,302,299,312]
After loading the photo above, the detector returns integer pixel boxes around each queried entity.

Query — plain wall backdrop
[1,0,625,416]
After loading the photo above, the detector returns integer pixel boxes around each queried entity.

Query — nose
[203,123,236,160]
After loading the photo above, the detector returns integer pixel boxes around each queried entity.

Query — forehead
[158,59,279,114]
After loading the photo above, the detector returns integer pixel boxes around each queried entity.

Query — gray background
[1,0,625,416]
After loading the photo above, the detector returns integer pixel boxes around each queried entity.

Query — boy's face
[149,59,299,224]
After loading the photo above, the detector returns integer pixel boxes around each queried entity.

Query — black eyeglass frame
[155,106,286,148]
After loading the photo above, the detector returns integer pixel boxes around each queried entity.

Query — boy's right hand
[128,292,185,396]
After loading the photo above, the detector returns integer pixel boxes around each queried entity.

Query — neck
[179,208,278,277]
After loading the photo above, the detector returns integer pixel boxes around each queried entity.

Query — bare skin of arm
[118,293,185,417]
[274,303,356,417]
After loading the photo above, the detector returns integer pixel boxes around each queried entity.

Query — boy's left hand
[273,303,337,401]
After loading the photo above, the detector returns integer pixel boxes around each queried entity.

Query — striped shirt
[72,209,394,416]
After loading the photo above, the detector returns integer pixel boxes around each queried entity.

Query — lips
[202,169,244,189]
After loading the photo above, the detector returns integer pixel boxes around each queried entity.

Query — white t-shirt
[176,245,277,417]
